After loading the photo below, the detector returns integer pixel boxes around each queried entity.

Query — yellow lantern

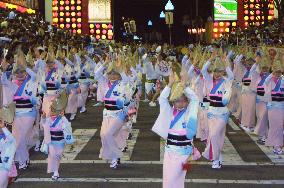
[213,28,218,33]
[60,12,64,16]
[77,6,81,11]
[53,18,59,23]
[90,24,94,29]
[108,30,113,35]
[77,18,82,22]
[77,29,82,34]
[72,23,76,28]
[66,18,70,22]
[71,12,76,16]
[60,24,65,28]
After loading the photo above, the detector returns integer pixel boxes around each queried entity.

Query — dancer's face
[213,70,223,80]
[173,95,189,110]
[108,71,121,83]
[15,70,27,81]
[273,70,282,78]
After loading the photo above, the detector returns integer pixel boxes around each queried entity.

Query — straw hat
[169,82,185,102]
[25,49,34,67]
[56,46,65,59]
[50,90,68,115]
[13,48,27,74]
[272,53,283,72]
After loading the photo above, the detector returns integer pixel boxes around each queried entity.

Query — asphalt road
[10,101,284,188]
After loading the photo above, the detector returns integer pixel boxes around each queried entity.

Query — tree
[274,0,284,23]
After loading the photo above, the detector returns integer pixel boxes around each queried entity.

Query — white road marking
[15,178,284,184]
[160,138,165,162]
[247,133,284,164]
[160,135,245,165]
[62,128,139,161]
[30,160,284,166]
[230,117,284,164]
[62,129,97,160]
[228,118,241,131]
[121,129,139,161]
[222,136,244,165]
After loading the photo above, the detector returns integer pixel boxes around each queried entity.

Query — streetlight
[160,11,165,19]
[164,0,174,45]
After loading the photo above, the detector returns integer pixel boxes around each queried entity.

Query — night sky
[113,0,213,44]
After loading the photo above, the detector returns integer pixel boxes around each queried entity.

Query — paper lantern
[90,29,95,34]
[96,35,100,39]
[65,1,70,4]
[213,28,218,33]
[72,23,76,28]
[60,12,64,16]
[77,12,81,17]
[219,22,224,27]
[108,30,113,35]
[76,6,81,10]
[102,35,106,40]
[77,24,81,28]
[53,18,59,23]
[60,6,64,11]
[77,29,82,34]
[102,30,107,34]
[60,24,65,28]
[66,12,70,17]
[77,18,81,22]
[60,1,64,5]
[71,12,76,16]
[71,6,75,11]
[90,24,94,29]
[96,29,100,34]
[66,18,70,22]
